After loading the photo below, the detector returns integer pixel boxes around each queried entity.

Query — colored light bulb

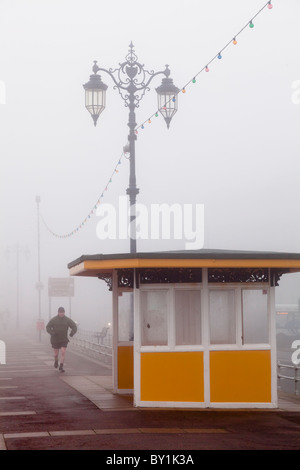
[192,78,196,83]
[233,38,237,45]
[182,88,186,93]
[268,1,273,8]
[172,97,176,102]
[205,66,209,72]
[249,21,254,28]
[218,53,222,59]
[141,125,144,129]
[148,119,151,124]
[155,112,158,117]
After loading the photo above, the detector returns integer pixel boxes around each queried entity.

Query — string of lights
[41,0,273,239]
[41,151,125,238]
[136,0,273,133]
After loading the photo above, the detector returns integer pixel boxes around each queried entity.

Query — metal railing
[277,362,300,395]
[69,328,112,367]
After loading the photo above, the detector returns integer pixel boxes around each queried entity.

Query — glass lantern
[156,71,180,129]
[83,73,108,126]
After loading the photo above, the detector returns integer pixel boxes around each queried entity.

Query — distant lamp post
[36,196,43,342]
[6,244,30,330]
[84,42,179,253]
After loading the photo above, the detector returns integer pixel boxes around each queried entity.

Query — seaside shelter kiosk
[68,249,300,409]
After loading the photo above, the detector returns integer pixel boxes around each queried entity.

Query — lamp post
[83,42,179,254]
[35,196,43,341]
[6,244,30,330]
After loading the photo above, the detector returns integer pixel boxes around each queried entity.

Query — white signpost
[48,278,74,319]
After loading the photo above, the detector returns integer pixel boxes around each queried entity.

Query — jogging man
[46,307,77,372]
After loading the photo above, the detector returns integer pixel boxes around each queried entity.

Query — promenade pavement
[0,330,300,453]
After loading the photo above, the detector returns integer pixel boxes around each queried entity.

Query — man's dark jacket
[46,315,77,345]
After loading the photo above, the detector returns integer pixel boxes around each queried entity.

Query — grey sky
[0,0,299,329]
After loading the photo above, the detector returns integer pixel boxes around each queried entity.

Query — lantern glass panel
[158,92,177,120]
[85,88,106,118]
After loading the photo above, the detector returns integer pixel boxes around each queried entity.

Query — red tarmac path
[0,331,300,453]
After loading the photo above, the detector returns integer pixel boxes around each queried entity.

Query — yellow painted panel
[118,346,134,390]
[210,350,271,403]
[141,352,204,402]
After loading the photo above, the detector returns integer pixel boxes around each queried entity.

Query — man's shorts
[51,341,68,349]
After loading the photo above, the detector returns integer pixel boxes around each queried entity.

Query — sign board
[48,278,74,297]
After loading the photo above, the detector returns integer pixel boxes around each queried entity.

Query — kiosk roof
[68,249,300,277]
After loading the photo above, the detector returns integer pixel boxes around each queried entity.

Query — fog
[0,0,300,333]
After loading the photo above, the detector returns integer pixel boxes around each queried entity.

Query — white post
[112,270,118,393]
[133,272,141,407]
[202,268,210,407]
[269,284,278,407]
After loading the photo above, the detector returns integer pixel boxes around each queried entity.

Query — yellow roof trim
[69,258,300,277]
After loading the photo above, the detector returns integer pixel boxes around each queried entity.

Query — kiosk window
[141,290,168,346]
[242,289,269,344]
[209,290,236,344]
[175,290,201,345]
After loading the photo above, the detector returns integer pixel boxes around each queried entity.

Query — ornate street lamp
[84,42,179,253]
[156,67,180,129]
[83,64,108,127]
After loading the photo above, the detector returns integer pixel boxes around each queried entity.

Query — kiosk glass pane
[209,290,235,344]
[141,290,168,346]
[175,290,201,345]
[242,289,269,344]
[118,292,134,342]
